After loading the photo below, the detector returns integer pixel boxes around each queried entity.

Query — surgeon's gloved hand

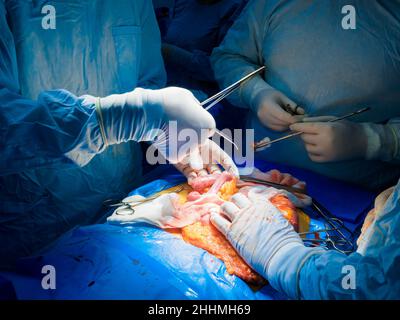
[107,193,198,228]
[210,187,323,299]
[253,88,304,132]
[94,87,216,163]
[174,139,239,184]
[290,117,368,162]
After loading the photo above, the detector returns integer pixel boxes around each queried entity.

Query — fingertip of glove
[229,165,240,178]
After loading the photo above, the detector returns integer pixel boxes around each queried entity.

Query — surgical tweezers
[201,66,266,111]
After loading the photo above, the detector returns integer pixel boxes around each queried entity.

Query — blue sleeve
[136,0,166,89]
[216,0,247,45]
[165,45,215,83]
[165,1,246,84]
[299,248,400,299]
[298,194,400,299]
[185,1,245,83]
[0,2,105,176]
[189,49,214,82]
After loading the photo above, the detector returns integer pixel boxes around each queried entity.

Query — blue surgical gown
[299,180,400,299]
[163,0,249,128]
[0,0,166,268]
[212,0,400,189]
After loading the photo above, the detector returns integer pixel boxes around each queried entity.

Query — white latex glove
[253,88,304,131]
[290,117,368,162]
[210,187,323,298]
[174,139,239,183]
[107,193,196,228]
[238,168,311,207]
[96,87,216,162]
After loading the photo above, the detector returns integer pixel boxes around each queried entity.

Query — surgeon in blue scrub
[161,0,246,99]
[212,0,400,189]
[0,0,236,268]
[160,0,249,129]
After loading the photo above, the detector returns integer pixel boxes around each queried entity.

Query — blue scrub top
[163,0,245,93]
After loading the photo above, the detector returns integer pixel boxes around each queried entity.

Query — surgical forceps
[200,66,266,149]
[301,199,356,254]
[200,66,266,111]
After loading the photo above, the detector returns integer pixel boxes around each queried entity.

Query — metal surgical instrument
[200,66,266,111]
[254,107,371,150]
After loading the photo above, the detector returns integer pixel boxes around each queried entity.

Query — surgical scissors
[300,225,354,254]
[300,199,355,254]
[104,184,186,216]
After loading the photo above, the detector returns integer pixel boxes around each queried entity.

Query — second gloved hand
[253,88,304,132]
[210,186,323,299]
[290,118,368,162]
[93,87,216,163]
